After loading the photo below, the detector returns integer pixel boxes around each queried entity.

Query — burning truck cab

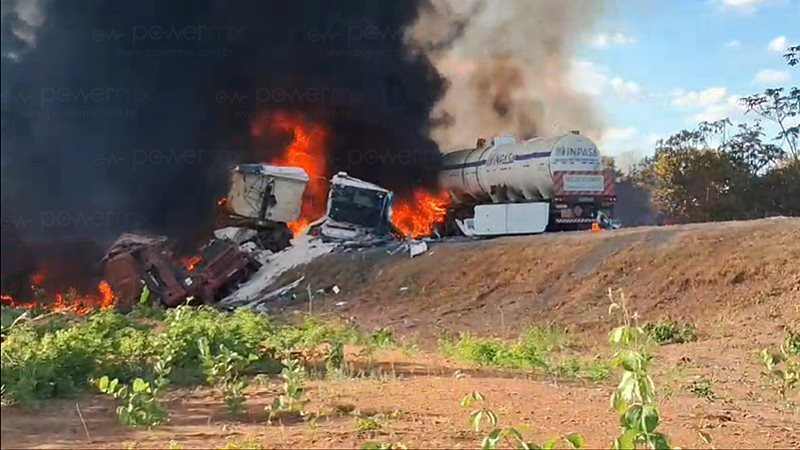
[310,172,394,243]
[219,164,310,252]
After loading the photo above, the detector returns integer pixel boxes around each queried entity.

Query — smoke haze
[1,0,445,292]
[407,0,605,150]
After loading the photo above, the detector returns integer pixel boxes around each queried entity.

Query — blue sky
[572,0,799,163]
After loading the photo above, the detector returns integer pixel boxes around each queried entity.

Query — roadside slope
[274,217,800,342]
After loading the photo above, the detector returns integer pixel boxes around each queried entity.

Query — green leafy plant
[95,375,167,427]
[198,338,257,418]
[325,340,345,371]
[368,328,398,349]
[217,437,263,449]
[761,330,799,401]
[687,378,716,401]
[607,289,674,450]
[355,414,384,436]
[643,320,697,345]
[361,443,408,450]
[461,391,583,450]
[266,355,308,422]
[440,325,569,371]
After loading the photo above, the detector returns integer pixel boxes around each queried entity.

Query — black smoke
[1,1,444,291]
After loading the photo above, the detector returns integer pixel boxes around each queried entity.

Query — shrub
[95,376,168,427]
[440,326,569,370]
[643,320,697,345]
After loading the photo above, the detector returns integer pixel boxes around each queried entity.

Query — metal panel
[505,203,549,234]
[473,203,549,236]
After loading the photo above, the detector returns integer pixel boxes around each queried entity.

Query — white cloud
[767,35,788,52]
[671,87,729,108]
[569,59,642,101]
[717,0,785,13]
[610,78,642,100]
[670,87,744,122]
[589,32,636,49]
[691,95,743,122]
[725,39,741,48]
[753,68,791,84]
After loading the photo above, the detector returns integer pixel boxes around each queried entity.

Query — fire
[184,255,202,272]
[31,271,46,286]
[216,197,227,207]
[252,112,329,237]
[287,219,311,237]
[391,189,451,238]
[0,281,117,315]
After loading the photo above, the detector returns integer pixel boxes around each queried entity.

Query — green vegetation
[355,414,384,436]
[643,320,697,345]
[0,305,361,426]
[687,378,717,401]
[95,376,168,427]
[439,325,609,380]
[761,329,799,402]
[266,354,309,422]
[217,437,263,449]
[624,46,799,222]
[607,289,674,449]
[461,391,583,449]
[199,338,258,418]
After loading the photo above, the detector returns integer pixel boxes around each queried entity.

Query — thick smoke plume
[407,0,605,150]
[1,1,444,293]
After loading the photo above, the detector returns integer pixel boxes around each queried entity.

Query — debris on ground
[220,234,336,305]
[408,240,428,258]
[101,233,260,311]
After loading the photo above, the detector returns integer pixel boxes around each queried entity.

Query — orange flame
[252,112,329,237]
[31,271,46,286]
[1,281,117,315]
[216,197,227,207]
[391,189,450,238]
[184,255,202,272]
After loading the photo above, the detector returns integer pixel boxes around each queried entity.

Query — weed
[440,325,568,370]
[785,329,800,357]
[643,319,697,345]
[550,357,611,381]
[325,340,345,371]
[266,355,308,422]
[461,391,583,449]
[361,443,408,450]
[761,329,799,402]
[607,289,675,449]
[198,338,257,418]
[217,437,263,449]
[95,376,167,427]
[368,327,398,350]
[687,378,717,401]
[355,414,384,436]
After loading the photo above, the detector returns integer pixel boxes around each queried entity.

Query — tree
[643,121,753,222]
[740,45,800,160]
[634,42,800,222]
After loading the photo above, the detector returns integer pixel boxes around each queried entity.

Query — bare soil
[2,218,799,449]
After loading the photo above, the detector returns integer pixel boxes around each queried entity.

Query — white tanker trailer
[438,131,617,236]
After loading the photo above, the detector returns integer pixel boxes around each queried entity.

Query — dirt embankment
[273,217,800,343]
[2,218,798,449]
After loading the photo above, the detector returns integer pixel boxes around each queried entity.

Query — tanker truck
[439,131,617,236]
